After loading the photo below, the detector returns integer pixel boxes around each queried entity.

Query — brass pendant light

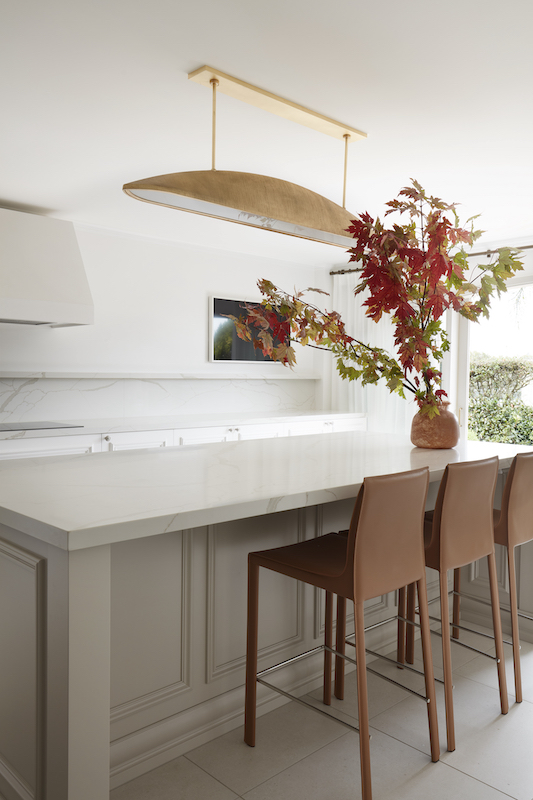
[123,67,367,248]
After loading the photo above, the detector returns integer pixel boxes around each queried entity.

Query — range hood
[0,207,94,326]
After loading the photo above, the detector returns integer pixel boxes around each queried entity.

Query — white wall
[0,226,335,420]
[1,225,332,374]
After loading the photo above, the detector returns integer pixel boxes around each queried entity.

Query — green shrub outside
[469,398,533,445]
[469,352,533,404]
[469,353,533,444]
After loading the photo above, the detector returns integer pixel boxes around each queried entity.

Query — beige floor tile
[110,756,239,800]
[242,728,512,800]
[186,698,346,795]
[455,638,533,702]
[371,671,533,794]
[441,697,533,800]
[106,621,533,800]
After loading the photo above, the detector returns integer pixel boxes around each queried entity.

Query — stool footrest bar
[428,613,512,646]
[364,647,445,685]
[324,644,357,667]
[397,614,420,629]
[256,677,361,734]
[428,623,498,659]
[365,665,431,701]
[362,614,402,633]
[257,646,324,679]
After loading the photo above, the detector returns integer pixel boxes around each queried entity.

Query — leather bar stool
[244,467,439,800]
[404,456,508,752]
[453,451,533,703]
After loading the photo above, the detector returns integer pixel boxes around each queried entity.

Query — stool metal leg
[417,573,440,762]
[397,586,406,666]
[354,601,372,800]
[452,568,461,640]
[488,551,509,715]
[406,582,416,664]
[508,545,523,702]
[244,559,260,746]
[324,591,333,705]
[440,570,455,752]
[335,595,346,700]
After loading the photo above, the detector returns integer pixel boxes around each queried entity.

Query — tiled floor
[111,625,533,800]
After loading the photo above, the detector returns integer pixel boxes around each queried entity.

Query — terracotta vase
[410,401,460,449]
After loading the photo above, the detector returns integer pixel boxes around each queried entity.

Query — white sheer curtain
[330,272,415,434]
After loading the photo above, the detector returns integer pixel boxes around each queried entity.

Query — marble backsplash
[0,376,318,423]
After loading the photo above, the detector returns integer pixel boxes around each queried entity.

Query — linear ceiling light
[123,66,367,247]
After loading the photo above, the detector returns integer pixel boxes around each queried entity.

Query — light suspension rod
[211,78,219,171]
[189,66,366,142]
[343,133,350,209]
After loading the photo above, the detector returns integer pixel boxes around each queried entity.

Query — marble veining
[0,377,317,423]
[0,410,364,441]
[0,432,530,552]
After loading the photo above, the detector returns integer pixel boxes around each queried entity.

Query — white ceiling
[2,0,533,268]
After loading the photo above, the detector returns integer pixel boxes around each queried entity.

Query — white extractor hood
[0,207,94,326]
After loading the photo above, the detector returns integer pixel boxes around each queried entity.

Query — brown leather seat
[405,456,508,752]
[244,467,439,800]
[453,452,533,703]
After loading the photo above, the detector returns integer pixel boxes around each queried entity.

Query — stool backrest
[347,467,429,604]
[499,451,533,548]
[427,456,498,572]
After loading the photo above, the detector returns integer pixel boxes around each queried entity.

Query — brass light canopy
[123,66,367,248]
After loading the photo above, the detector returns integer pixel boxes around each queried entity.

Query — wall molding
[206,512,306,682]
[110,531,193,724]
[0,540,46,800]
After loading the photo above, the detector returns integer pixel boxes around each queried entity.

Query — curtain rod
[330,243,533,276]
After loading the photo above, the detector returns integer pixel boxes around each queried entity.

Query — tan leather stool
[453,451,533,703]
[404,456,508,752]
[244,467,439,800]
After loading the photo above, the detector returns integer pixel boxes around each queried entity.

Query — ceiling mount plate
[188,65,367,142]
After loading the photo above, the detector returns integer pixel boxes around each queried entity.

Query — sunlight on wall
[470,284,533,357]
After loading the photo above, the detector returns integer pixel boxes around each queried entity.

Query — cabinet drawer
[102,430,175,451]
[177,426,234,445]
[236,422,288,440]
[287,420,332,436]
[332,416,367,432]
[0,434,102,459]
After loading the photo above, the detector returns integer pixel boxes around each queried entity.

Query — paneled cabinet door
[102,430,175,452]
[0,434,103,459]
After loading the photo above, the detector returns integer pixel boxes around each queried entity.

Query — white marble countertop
[0,410,363,440]
[0,432,530,552]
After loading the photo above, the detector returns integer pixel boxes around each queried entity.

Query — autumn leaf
[232,182,523,414]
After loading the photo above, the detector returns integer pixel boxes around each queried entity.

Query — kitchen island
[0,432,531,800]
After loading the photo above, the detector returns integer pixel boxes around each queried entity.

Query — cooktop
[0,422,84,432]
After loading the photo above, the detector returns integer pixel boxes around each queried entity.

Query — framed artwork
[210,296,289,362]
